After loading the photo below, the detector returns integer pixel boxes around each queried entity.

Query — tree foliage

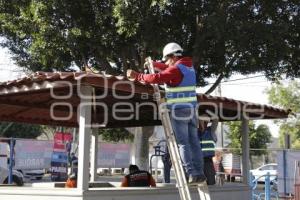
[0,0,298,86]
[98,128,133,142]
[225,121,272,156]
[0,122,42,138]
[267,80,300,149]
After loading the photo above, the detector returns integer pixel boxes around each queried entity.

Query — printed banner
[0,142,8,168]
[97,143,131,168]
[50,132,72,181]
[277,150,300,195]
[14,140,53,170]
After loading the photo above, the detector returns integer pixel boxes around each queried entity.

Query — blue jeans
[169,107,204,177]
[162,145,171,183]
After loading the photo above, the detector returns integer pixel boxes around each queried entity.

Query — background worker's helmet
[162,42,183,61]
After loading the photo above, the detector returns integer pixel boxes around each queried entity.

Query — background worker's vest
[199,127,216,158]
[65,177,77,188]
[126,170,151,187]
[165,64,197,109]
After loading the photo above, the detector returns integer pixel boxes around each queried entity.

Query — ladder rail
[146,57,192,200]
[145,57,212,200]
[161,112,191,200]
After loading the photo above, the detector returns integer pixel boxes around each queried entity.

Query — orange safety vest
[65,178,77,188]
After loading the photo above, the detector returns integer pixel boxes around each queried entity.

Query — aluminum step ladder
[146,57,211,200]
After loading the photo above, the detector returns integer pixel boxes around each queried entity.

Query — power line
[222,80,269,85]
[208,75,266,85]
[221,84,268,88]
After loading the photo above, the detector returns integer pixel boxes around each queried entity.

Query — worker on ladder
[127,42,206,185]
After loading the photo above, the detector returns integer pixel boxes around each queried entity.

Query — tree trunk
[204,73,224,94]
[133,126,154,171]
[249,155,253,169]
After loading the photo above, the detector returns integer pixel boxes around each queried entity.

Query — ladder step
[197,183,211,200]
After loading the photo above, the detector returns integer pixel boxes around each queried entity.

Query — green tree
[98,128,133,143]
[0,122,42,138]
[225,121,272,166]
[267,81,300,149]
[0,0,299,89]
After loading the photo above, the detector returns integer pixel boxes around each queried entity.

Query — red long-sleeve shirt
[136,57,193,87]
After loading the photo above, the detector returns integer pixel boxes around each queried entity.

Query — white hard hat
[162,42,183,61]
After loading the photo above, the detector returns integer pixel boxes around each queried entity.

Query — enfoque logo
[49,74,267,126]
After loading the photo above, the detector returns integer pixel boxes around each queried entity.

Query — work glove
[144,58,151,69]
[126,69,138,80]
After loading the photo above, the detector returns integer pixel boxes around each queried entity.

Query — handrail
[252,173,277,184]
[250,172,279,200]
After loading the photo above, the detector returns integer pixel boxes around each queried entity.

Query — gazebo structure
[0,72,289,200]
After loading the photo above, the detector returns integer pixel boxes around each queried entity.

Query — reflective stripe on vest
[199,127,215,157]
[165,86,196,92]
[202,148,216,151]
[200,140,215,157]
[200,141,215,144]
[166,96,197,103]
[200,141,215,150]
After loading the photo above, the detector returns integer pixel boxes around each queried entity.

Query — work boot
[188,175,207,186]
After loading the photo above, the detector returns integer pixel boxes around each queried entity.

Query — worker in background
[65,159,78,188]
[121,164,156,187]
[198,115,218,185]
[65,173,77,188]
[127,42,206,184]
[162,144,171,183]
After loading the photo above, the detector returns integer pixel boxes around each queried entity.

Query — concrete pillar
[133,127,145,169]
[77,86,92,190]
[241,117,250,185]
[90,129,98,182]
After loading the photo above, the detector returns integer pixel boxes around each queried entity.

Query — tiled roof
[0,72,290,127]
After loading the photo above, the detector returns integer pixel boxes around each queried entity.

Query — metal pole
[249,172,254,200]
[8,138,14,184]
[155,157,158,182]
[283,133,290,195]
[283,149,287,195]
[265,172,271,200]
[218,84,224,148]
[220,123,224,148]
[241,118,250,184]
[285,133,291,149]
